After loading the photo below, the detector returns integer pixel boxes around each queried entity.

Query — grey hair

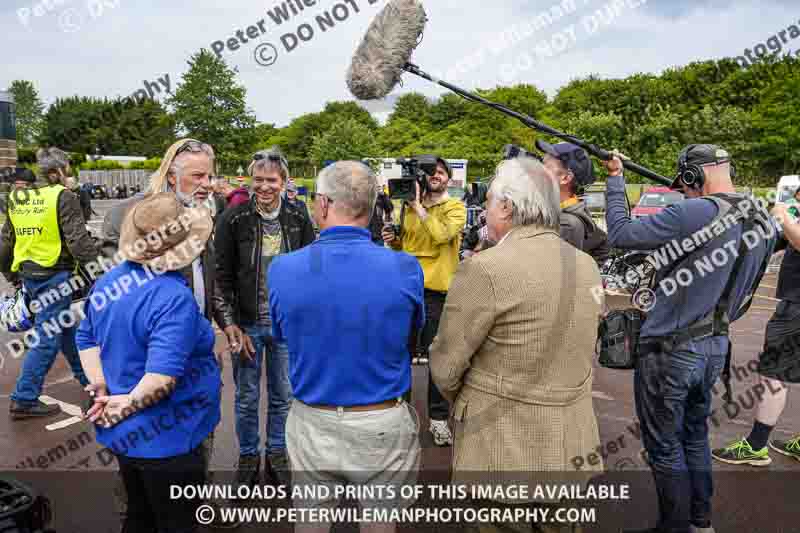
[316,161,378,219]
[248,146,289,181]
[37,147,70,179]
[489,158,560,230]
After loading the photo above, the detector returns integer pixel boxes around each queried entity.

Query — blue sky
[1,0,798,126]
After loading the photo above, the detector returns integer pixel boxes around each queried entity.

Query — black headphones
[677,146,735,190]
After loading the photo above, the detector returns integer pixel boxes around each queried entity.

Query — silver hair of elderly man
[316,161,379,218]
[36,147,70,178]
[489,157,561,229]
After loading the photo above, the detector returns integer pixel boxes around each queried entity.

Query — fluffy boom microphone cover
[347,0,427,100]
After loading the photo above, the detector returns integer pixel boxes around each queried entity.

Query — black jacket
[213,193,227,217]
[368,193,394,243]
[213,197,315,329]
[560,200,610,264]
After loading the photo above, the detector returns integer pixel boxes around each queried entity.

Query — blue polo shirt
[269,226,424,406]
[76,261,221,459]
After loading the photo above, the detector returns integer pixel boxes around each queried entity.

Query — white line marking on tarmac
[46,415,83,431]
[592,391,614,401]
[40,395,83,417]
[597,413,634,424]
[753,294,780,302]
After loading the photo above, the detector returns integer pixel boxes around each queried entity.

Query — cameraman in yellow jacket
[382,155,466,446]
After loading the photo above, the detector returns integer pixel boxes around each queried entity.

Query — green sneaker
[711,438,772,466]
[769,435,800,462]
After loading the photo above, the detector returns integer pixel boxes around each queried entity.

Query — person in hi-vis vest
[0,147,100,420]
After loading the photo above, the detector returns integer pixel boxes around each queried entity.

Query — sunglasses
[253,152,289,167]
[176,140,211,156]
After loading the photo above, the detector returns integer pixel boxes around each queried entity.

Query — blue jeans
[635,337,727,533]
[11,271,88,406]
[232,324,292,456]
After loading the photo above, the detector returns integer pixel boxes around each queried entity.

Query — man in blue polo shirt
[269,161,423,529]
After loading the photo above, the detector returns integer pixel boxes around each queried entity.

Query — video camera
[387,155,439,202]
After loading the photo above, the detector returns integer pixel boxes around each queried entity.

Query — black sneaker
[235,455,260,491]
[266,451,291,488]
[10,400,62,420]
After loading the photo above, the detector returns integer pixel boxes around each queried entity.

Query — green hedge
[128,157,162,170]
[79,160,125,170]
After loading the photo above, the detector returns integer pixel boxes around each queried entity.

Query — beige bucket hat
[118,192,212,272]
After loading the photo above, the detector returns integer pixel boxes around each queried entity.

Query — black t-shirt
[777,244,800,303]
[368,193,394,242]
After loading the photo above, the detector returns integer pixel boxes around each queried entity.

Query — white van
[775,175,800,205]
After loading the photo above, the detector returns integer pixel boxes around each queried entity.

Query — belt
[308,398,402,412]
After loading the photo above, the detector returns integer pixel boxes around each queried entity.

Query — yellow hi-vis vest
[9,185,64,273]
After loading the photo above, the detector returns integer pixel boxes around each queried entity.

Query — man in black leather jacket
[213,147,314,488]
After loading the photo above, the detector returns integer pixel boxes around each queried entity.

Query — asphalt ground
[0,200,797,532]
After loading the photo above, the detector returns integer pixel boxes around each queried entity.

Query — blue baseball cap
[535,140,595,186]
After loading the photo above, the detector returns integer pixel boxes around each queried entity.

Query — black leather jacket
[213,196,315,329]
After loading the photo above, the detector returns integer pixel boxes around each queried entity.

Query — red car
[632,187,684,218]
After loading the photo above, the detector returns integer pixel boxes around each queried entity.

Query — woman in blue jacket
[76,193,221,533]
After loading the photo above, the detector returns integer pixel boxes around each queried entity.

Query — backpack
[597,308,646,369]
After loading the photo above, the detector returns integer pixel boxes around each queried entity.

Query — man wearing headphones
[604,145,776,533]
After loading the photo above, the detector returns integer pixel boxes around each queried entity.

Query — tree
[40,96,174,157]
[376,118,427,156]
[266,101,379,159]
[388,93,431,125]
[167,49,258,170]
[752,68,800,177]
[428,94,467,129]
[253,123,278,150]
[9,80,45,147]
[309,118,380,167]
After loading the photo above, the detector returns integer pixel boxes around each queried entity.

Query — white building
[87,155,147,164]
